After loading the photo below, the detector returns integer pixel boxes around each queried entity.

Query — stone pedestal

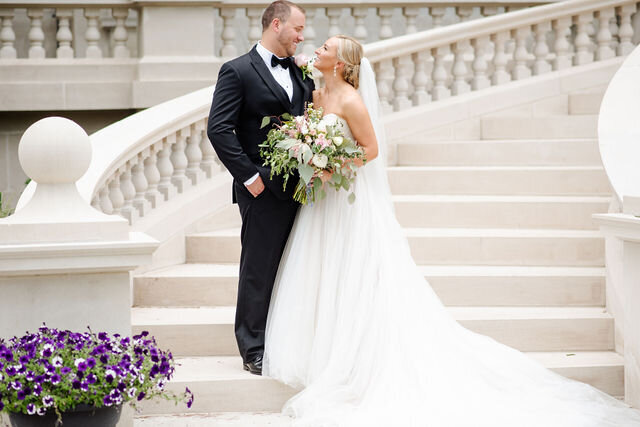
[595,196,640,408]
[0,117,158,426]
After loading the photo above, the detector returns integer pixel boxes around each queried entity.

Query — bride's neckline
[322,112,347,123]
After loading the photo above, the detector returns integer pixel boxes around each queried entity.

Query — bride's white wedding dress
[263,60,640,427]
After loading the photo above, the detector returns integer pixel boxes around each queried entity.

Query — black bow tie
[271,55,291,69]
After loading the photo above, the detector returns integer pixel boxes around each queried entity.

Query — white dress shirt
[245,42,294,186]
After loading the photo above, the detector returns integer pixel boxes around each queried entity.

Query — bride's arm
[343,96,378,165]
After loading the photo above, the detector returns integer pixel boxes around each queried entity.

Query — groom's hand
[246,176,265,198]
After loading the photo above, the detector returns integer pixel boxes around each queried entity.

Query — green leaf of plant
[348,192,356,204]
[282,113,293,121]
[298,163,314,185]
[260,116,271,129]
[330,173,342,185]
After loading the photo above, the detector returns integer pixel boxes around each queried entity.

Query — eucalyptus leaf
[303,147,313,164]
[276,138,298,150]
[348,192,356,204]
[317,188,327,201]
[298,163,314,185]
[282,113,293,121]
[260,116,271,129]
[330,173,342,185]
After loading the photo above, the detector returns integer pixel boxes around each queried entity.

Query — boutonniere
[294,54,316,80]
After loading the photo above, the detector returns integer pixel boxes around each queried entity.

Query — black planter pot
[8,404,122,427]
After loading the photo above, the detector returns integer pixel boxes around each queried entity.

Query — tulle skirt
[263,157,640,427]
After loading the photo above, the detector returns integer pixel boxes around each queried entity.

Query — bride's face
[314,38,340,73]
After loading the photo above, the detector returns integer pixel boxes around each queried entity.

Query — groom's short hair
[262,1,305,32]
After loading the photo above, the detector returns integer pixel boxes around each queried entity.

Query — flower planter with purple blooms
[0,325,193,426]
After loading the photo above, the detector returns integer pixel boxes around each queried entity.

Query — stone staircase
[132,88,619,424]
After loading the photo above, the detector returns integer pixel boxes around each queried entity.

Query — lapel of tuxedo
[289,62,309,114]
[249,47,292,113]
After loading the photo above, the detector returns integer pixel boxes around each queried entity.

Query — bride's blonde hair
[334,35,363,90]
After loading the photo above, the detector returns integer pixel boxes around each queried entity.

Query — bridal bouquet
[259,104,365,205]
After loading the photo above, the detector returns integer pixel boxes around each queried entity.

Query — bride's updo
[335,35,363,90]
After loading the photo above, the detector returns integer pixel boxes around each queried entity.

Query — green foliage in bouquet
[259,104,365,205]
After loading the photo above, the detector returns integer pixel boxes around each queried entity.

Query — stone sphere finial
[18,117,91,185]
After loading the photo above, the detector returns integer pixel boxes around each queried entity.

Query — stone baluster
[481,6,499,17]
[412,51,430,106]
[377,7,393,40]
[392,56,411,111]
[326,8,341,38]
[0,9,17,59]
[431,7,446,28]
[98,185,114,215]
[512,26,531,80]
[247,8,262,48]
[609,14,620,54]
[431,46,450,101]
[119,164,138,224]
[352,7,368,43]
[374,60,394,114]
[171,130,190,193]
[596,8,615,60]
[451,41,470,95]
[132,152,151,217]
[491,31,511,85]
[302,8,316,56]
[144,143,162,209]
[108,174,125,215]
[27,9,45,58]
[112,8,130,58]
[200,126,219,178]
[403,8,419,34]
[54,9,75,59]
[84,8,102,58]
[553,17,572,70]
[533,22,551,75]
[220,8,237,57]
[472,37,490,91]
[158,137,177,201]
[186,123,206,185]
[574,12,594,65]
[456,7,474,23]
[617,4,637,56]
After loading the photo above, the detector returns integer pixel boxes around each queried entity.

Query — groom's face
[276,7,305,57]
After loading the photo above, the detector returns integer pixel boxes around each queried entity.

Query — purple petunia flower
[87,357,96,368]
[105,369,116,383]
[136,391,145,401]
[100,354,109,364]
[185,387,194,408]
[5,365,17,376]
[40,344,54,358]
[26,403,36,415]
[51,356,63,367]
[42,395,54,408]
[19,355,30,365]
[60,366,71,375]
[87,373,97,384]
[0,400,4,411]
[33,384,42,396]
[10,380,22,391]
[74,358,87,372]
[37,407,47,416]
[50,374,61,385]
[72,380,81,390]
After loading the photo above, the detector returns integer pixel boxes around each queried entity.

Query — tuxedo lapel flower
[294,54,315,80]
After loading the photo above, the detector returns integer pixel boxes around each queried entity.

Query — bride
[263,35,640,426]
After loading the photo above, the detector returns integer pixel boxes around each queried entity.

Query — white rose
[312,154,328,169]
[301,125,309,134]
[317,121,327,133]
[333,136,344,146]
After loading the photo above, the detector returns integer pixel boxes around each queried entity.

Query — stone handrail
[364,0,639,113]
[0,0,557,60]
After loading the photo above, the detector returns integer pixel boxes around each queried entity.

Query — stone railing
[364,0,640,113]
[0,0,558,61]
[74,86,222,228]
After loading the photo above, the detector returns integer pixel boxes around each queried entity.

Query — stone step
[386,166,610,196]
[131,306,614,356]
[392,195,609,229]
[137,351,623,416]
[190,195,610,231]
[186,228,604,266]
[481,115,598,139]
[135,413,292,426]
[134,264,605,308]
[569,90,605,115]
[396,139,601,167]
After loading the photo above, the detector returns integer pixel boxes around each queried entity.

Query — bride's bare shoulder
[341,89,368,120]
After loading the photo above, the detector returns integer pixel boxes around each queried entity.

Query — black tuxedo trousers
[207,47,315,362]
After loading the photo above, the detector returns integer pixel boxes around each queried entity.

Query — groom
[207,0,314,375]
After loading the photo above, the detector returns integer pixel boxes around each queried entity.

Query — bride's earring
[333,65,337,77]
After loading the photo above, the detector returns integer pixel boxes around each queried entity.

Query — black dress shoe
[243,355,263,376]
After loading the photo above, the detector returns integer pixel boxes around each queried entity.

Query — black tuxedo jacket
[207,46,315,201]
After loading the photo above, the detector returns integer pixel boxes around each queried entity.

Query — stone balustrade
[0,0,558,61]
[364,0,640,113]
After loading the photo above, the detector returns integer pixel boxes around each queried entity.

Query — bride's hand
[319,170,333,185]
